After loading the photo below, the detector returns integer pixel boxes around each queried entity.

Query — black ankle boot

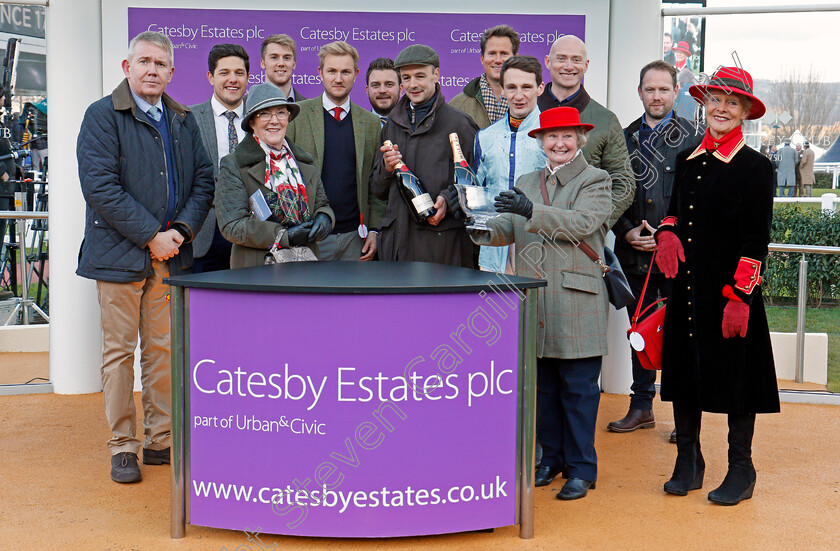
[709,413,757,506]
[664,405,704,496]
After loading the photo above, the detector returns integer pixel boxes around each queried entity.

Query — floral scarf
[254,135,310,227]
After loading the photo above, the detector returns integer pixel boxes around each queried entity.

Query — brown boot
[607,409,655,432]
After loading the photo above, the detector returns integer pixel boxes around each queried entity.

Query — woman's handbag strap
[632,250,658,324]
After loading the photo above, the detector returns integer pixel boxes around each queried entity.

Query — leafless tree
[771,65,837,141]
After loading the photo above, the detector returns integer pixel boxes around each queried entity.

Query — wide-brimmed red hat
[688,66,766,120]
[672,41,692,56]
[528,106,594,138]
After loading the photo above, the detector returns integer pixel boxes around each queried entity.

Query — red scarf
[700,125,743,157]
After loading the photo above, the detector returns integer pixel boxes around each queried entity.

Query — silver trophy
[455,184,501,230]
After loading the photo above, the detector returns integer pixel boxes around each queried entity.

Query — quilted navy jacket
[76,79,214,282]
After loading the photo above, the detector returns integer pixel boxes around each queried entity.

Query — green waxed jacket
[449,76,491,129]
[538,84,635,228]
[285,97,386,230]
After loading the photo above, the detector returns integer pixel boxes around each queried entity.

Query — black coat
[659,140,780,414]
[615,115,702,275]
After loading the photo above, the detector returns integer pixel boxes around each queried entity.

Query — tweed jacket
[290,87,306,102]
[215,134,334,269]
[449,76,491,129]
[189,99,226,257]
[472,154,612,359]
[538,84,635,228]
[285,96,386,230]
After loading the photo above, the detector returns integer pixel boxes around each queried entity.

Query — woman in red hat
[470,106,612,500]
[654,66,779,505]
[672,41,692,72]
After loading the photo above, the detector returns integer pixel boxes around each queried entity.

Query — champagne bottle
[383,140,436,224]
[449,132,479,187]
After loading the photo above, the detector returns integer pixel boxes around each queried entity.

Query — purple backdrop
[188,288,521,537]
[128,8,585,107]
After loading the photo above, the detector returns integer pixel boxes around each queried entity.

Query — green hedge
[765,205,840,305]
[815,172,832,188]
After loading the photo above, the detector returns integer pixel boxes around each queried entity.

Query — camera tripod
[0,180,49,325]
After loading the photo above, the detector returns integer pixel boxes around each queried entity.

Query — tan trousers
[96,260,171,455]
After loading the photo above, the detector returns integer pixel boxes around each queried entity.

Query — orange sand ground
[1,391,838,550]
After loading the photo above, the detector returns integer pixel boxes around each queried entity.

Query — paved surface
[2,392,839,549]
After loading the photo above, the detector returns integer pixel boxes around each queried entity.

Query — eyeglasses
[255,109,290,122]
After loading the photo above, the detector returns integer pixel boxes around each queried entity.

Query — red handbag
[627,251,667,371]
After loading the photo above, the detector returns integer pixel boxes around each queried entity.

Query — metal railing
[0,210,49,325]
[768,243,840,383]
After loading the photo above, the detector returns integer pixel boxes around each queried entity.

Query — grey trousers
[317,231,363,261]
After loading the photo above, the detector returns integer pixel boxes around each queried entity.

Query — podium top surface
[164,261,546,294]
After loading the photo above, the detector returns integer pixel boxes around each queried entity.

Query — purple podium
[165,261,545,539]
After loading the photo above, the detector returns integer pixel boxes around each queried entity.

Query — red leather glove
[722,299,750,338]
[654,231,685,278]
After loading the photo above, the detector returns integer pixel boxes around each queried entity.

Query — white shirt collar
[210,95,244,118]
[322,93,351,115]
[547,149,582,174]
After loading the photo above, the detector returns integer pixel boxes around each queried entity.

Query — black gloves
[285,214,331,247]
[494,187,533,219]
[442,184,464,219]
[286,221,314,247]
[307,213,332,243]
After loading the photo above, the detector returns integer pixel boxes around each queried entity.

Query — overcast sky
[674,0,840,82]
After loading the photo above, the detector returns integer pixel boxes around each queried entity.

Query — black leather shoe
[607,409,655,432]
[111,452,142,483]
[143,447,170,465]
[669,429,677,443]
[535,465,564,487]
[556,477,595,500]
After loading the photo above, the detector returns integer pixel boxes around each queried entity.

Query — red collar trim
[686,127,745,164]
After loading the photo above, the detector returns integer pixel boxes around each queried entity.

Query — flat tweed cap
[241,82,301,132]
[394,44,440,68]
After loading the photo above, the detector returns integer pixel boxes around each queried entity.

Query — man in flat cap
[372,44,479,267]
